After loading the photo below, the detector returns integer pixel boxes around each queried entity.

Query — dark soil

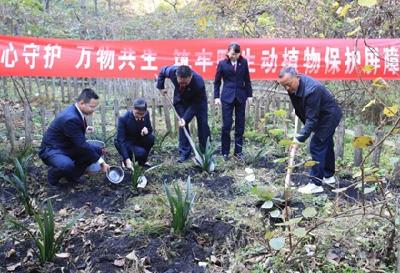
[192,176,235,199]
[0,218,234,273]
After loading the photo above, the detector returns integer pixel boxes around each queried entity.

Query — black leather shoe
[67,176,86,185]
[47,169,60,186]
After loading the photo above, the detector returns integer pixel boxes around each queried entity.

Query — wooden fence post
[44,77,49,100]
[3,104,16,153]
[23,101,33,146]
[151,98,157,132]
[372,129,385,167]
[353,124,363,167]
[161,96,172,133]
[2,77,8,98]
[34,77,41,97]
[100,104,107,141]
[40,105,46,134]
[114,99,120,128]
[60,78,65,103]
[393,136,400,183]
[67,77,72,102]
[54,100,61,116]
[51,77,56,100]
[254,98,260,129]
[335,120,345,160]
[73,77,79,98]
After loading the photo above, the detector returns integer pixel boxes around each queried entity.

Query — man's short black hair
[76,88,99,103]
[133,97,147,111]
[228,43,241,54]
[176,65,193,78]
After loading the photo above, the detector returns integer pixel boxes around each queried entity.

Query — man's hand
[247,97,254,105]
[141,127,149,136]
[290,143,299,152]
[86,126,94,134]
[214,98,221,105]
[101,148,107,156]
[125,158,133,169]
[101,162,110,173]
[290,138,301,153]
[179,118,186,128]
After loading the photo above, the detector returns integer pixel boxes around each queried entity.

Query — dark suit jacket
[214,56,253,103]
[116,110,153,160]
[156,65,208,122]
[290,75,343,142]
[39,104,101,162]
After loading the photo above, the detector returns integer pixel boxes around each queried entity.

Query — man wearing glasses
[277,67,342,194]
[114,98,155,168]
[39,88,110,188]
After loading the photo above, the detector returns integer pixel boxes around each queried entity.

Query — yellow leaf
[362,99,376,112]
[331,1,340,11]
[383,105,398,117]
[352,135,373,148]
[338,4,352,17]
[362,65,375,73]
[372,77,389,88]
[346,26,361,37]
[358,0,377,7]
[274,109,287,118]
[304,161,319,167]
[392,128,400,135]
[264,231,275,240]
[365,175,379,183]
[279,139,296,146]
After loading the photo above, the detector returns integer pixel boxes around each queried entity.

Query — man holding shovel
[277,67,342,194]
[156,65,210,163]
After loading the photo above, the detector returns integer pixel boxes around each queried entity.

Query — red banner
[0,35,399,80]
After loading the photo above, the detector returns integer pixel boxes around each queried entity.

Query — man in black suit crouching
[39,88,110,187]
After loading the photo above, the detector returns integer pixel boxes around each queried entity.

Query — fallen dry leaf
[6,262,21,271]
[113,258,125,267]
[125,250,138,261]
[5,248,16,258]
[55,252,70,259]
[59,208,68,217]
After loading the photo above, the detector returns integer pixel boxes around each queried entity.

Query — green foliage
[252,186,275,201]
[154,131,170,152]
[0,155,34,215]
[9,199,81,263]
[195,137,217,173]
[163,177,195,235]
[131,162,161,190]
[244,146,267,166]
[131,162,145,189]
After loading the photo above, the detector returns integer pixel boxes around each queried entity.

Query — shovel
[284,116,299,188]
[162,92,204,166]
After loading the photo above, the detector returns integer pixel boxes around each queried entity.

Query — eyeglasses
[85,103,99,110]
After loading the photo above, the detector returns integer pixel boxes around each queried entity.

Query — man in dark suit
[156,65,210,162]
[114,98,155,168]
[278,67,342,193]
[214,43,253,160]
[39,88,110,187]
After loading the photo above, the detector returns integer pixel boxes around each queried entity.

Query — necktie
[179,84,185,93]
[83,116,87,129]
[233,62,237,72]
